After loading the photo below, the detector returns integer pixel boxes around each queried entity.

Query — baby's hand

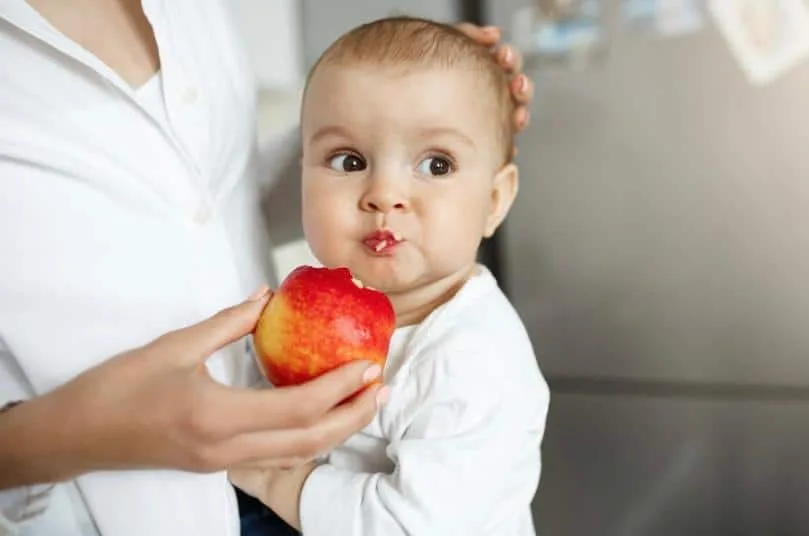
[228,465,280,506]
[229,461,319,530]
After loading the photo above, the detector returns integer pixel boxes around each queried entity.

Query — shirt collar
[0,0,162,96]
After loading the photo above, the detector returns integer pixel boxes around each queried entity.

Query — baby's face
[300,64,507,295]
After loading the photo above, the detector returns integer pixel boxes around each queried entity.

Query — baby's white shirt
[300,265,550,536]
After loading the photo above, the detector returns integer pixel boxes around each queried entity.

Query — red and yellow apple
[253,265,395,387]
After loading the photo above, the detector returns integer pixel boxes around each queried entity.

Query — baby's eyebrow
[309,125,352,145]
[415,127,476,148]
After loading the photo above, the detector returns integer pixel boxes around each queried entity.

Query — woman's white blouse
[0,1,287,534]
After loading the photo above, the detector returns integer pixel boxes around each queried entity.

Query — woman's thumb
[183,286,272,361]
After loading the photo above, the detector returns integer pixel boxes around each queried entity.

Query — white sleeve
[0,339,54,530]
[0,484,55,533]
[298,337,548,536]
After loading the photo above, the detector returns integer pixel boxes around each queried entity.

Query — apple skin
[253,265,395,387]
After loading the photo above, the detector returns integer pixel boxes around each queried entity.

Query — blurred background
[227,1,809,534]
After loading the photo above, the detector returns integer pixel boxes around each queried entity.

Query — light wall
[226,0,304,91]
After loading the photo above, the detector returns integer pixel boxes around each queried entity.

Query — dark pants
[235,486,301,536]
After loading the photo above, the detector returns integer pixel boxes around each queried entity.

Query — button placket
[158,48,208,186]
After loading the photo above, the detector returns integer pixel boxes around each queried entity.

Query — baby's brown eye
[418,157,452,177]
[329,154,366,172]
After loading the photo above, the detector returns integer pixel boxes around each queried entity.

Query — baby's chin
[331,263,422,297]
[349,270,415,296]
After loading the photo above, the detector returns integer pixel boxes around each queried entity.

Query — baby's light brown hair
[303,16,515,164]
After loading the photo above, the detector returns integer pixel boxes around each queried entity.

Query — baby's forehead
[304,61,499,108]
[304,64,498,129]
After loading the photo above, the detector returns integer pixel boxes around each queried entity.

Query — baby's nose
[360,179,409,213]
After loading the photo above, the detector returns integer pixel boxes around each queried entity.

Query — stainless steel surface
[535,392,809,535]
[507,10,809,386]
[499,2,809,534]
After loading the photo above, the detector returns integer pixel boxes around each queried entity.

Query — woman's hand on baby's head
[454,22,535,135]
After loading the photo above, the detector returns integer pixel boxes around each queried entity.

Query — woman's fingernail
[503,47,513,64]
[520,74,529,93]
[484,25,498,34]
[248,285,270,301]
[519,109,530,129]
[375,386,390,407]
[362,364,382,383]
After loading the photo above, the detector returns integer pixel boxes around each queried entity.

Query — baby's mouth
[363,229,404,254]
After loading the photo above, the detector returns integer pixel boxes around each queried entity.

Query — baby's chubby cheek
[301,204,352,266]
[425,215,487,266]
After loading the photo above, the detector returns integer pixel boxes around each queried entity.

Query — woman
[0,1,534,534]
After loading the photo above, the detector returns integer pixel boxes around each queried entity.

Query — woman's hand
[455,23,535,133]
[0,287,387,488]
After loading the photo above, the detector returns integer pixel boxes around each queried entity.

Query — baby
[232,16,550,535]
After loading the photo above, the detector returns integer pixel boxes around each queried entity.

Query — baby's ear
[483,163,519,238]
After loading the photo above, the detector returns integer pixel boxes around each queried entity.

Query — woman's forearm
[0,395,81,489]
